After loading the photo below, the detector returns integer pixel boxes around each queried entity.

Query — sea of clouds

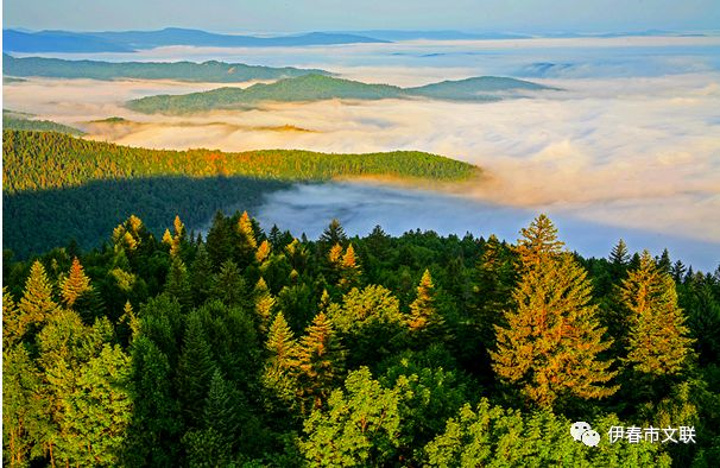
[5,36,719,269]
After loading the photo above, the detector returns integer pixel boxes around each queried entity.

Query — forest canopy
[3,212,719,467]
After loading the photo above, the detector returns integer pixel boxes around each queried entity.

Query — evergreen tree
[165,257,193,310]
[621,251,694,380]
[3,287,23,347]
[263,311,299,408]
[125,336,182,467]
[212,260,249,309]
[254,278,276,334]
[59,257,91,308]
[472,235,514,346]
[18,260,59,338]
[339,243,362,290]
[610,239,631,266]
[3,344,43,468]
[190,243,214,305]
[656,248,672,274]
[236,211,258,267]
[319,219,347,249]
[295,312,345,413]
[206,211,234,270]
[256,239,272,264]
[514,214,564,268]
[491,216,617,409]
[176,313,217,425]
[408,269,446,338]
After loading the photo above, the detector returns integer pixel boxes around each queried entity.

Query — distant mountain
[408,76,555,100]
[126,74,555,114]
[3,27,389,53]
[3,29,135,53]
[345,30,533,41]
[3,54,331,82]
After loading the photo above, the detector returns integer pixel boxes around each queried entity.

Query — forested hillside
[3,130,479,257]
[3,111,84,135]
[3,54,330,82]
[126,74,554,114]
[3,213,719,467]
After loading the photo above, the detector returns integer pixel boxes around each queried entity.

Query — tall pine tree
[621,251,694,378]
[491,216,617,409]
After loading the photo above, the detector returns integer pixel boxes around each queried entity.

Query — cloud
[4,38,719,259]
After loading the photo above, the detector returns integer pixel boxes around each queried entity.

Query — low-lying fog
[5,37,720,270]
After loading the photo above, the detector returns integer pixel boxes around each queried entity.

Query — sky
[4,0,720,34]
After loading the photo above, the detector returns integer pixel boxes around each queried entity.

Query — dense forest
[3,130,478,257]
[3,211,720,467]
[3,54,330,83]
[126,74,552,114]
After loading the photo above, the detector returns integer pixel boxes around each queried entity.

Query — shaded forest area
[3,130,478,257]
[4,212,720,467]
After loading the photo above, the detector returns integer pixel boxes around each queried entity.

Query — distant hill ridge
[3,54,331,82]
[127,74,556,114]
[3,27,389,53]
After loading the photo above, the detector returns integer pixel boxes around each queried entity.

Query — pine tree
[212,260,249,308]
[165,257,193,310]
[295,312,345,413]
[339,243,362,290]
[177,313,217,425]
[266,311,297,366]
[125,336,182,467]
[621,251,694,378]
[514,214,564,268]
[656,248,672,274]
[263,312,299,406]
[491,216,617,409]
[206,211,234,270]
[237,211,258,250]
[408,269,445,336]
[472,235,515,346]
[3,287,23,347]
[18,260,59,337]
[60,257,92,308]
[328,243,344,265]
[254,278,276,334]
[256,239,272,264]
[610,239,630,266]
[190,243,214,305]
[319,219,347,249]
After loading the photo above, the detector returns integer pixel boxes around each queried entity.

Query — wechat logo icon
[571,421,601,447]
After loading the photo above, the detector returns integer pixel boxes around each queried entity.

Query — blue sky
[4,0,720,33]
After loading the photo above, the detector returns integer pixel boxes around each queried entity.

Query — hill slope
[3,130,479,194]
[3,54,330,82]
[3,130,479,255]
[127,74,554,114]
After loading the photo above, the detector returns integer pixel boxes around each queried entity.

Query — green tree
[491,216,617,410]
[124,336,182,467]
[621,251,694,391]
[327,285,407,367]
[176,312,217,425]
[300,367,402,467]
[165,257,193,310]
[3,345,43,468]
[424,399,671,467]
